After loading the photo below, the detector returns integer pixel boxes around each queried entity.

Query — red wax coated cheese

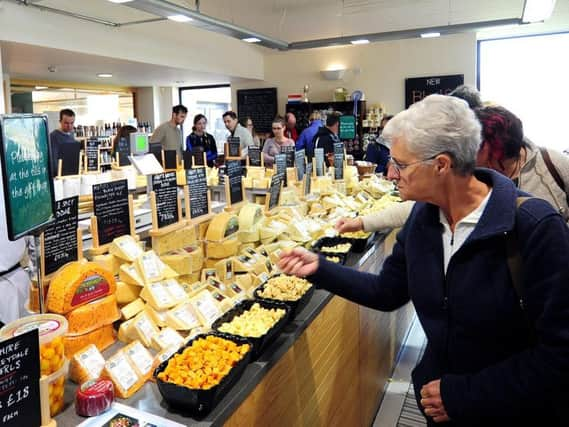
[75,378,115,417]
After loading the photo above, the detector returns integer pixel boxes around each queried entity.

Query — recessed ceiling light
[35,86,48,90]
[108,0,134,3]
[420,32,441,38]
[97,73,113,78]
[351,39,370,45]
[167,15,193,22]
[242,37,261,43]
[522,0,556,23]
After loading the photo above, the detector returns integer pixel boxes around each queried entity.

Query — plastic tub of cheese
[0,313,68,376]
[40,358,69,417]
[254,274,315,319]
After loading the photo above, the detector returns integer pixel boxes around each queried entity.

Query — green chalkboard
[0,114,55,240]
[339,115,356,140]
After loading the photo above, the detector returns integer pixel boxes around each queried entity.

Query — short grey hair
[449,84,483,109]
[382,94,481,175]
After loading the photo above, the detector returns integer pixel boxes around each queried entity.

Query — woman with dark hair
[185,114,217,167]
[112,125,137,157]
[262,116,295,167]
[240,117,261,146]
[475,105,569,220]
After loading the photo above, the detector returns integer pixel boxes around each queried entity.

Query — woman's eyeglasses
[388,154,440,174]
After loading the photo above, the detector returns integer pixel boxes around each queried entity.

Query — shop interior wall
[232,32,477,116]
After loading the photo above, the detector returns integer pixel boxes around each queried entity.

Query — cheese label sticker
[79,345,105,379]
[118,239,142,259]
[72,274,110,307]
[126,342,153,375]
[141,253,162,280]
[108,353,138,390]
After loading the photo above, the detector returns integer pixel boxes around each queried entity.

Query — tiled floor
[373,317,427,427]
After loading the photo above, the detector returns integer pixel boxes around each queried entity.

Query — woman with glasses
[262,116,295,167]
[280,94,569,426]
[240,117,261,147]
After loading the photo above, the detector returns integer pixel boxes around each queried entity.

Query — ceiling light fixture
[97,73,113,78]
[242,37,261,43]
[420,32,441,38]
[351,39,370,45]
[108,0,134,3]
[167,14,193,22]
[522,0,556,23]
[35,86,48,90]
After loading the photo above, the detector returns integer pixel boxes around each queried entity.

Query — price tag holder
[295,149,306,181]
[150,172,183,234]
[333,142,344,180]
[265,172,283,213]
[247,146,262,167]
[314,148,325,177]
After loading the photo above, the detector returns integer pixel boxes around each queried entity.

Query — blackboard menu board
[237,88,278,134]
[164,150,177,169]
[85,138,99,172]
[0,115,55,240]
[274,153,287,187]
[248,146,261,167]
[314,148,325,177]
[43,196,78,275]
[295,149,306,181]
[149,142,162,164]
[152,172,179,228]
[60,142,81,176]
[0,329,41,427]
[305,163,312,195]
[267,173,283,211]
[405,74,464,108]
[117,137,131,166]
[192,146,205,166]
[93,179,130,245]
[281,145,295,167]
[226,160,243,206]
[339,115,356,140]
[227,137,241,158]
[186,168,209,219]
[334,142,344,180]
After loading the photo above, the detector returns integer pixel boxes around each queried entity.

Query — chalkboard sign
[85,138,99,172]
[152,172,179,228]
[295,149,306,181]
[164,150,177,170]
[43,196,78,275]
[314,148,325,177]
[0,114,55,240]
[248,146,261,167]
[405,74,464,108]
[237,88,278,133]
[0,329,41,427]
[60,142,81,176]
[274,153,287,187]
[93,179,130,245]
[339,115,356,140]
[281,145,295,167]
[226,137,241,159]
[186,168,209,219]
[117,137,131,166]
[149,142,162,164]
[334,142,344,180]
[192,146,205,167]
[305,163,312,195]
[226,160,243,206]
[267,173,283,211]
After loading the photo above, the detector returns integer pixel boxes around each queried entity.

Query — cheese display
[109,235,143,262]
[151,327,185,351]
[119,264,145,287]
[165,302,202,331]
[258,275,312,301]
[91,253,124,276]
[102,350,145,399]
[206,237,240,259]
[152,223,197,255]
[124,340,155,380]
[144,305,169,327]
[47,261,116,314]
[191,290,223,327]
[217,303,286,338]
[66,294,120,335]
[135,250,164,284]
[120,298,146,320]
[69,344,106,384]
[118,318,137,343]
[161,245,203,275]
[131,311,160,347]
[140,282,176,310]
[116,281,142,305]
[64,323,116,358]
[205,211,239,241]
[75,378,115,417]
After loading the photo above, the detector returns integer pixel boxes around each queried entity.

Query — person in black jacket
[312,111,341,155]
[185,114,217,167]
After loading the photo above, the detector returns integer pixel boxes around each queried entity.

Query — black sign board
[43,196,78,275]
[93,179,130,245]
[237,88,277,133]
[295,149,305,181]
[0,115,55,240]
[0,329,41,427]
[85,138,99,172]
[60,142,81,176]
[248,146,261,167]
[305,163,312,195]
[267,173,283,211]
[152,172,179,228]
[334,142,344,180]
[149,142,162,165]
[314,148,325,177]
[226,160,243,206]
[274,153,287,187]
[405,74,464,108]
[182,151,192,170]
[163,150,177,170]
[218,165,226,186]
[192,146,205,167]
[186,168,209,219]
[117,137,131,166]
[281,145,295,168]
[227,137,241,159]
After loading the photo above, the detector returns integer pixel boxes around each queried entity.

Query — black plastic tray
[343,231,375,253]
[212,299,290,360]
[254,274,315,319]
[311,236,352,263]
[154,332,252,415]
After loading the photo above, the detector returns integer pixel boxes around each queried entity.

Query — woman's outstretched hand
[278,248,319,278]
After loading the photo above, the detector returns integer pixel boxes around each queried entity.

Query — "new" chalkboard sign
[85,138,99,172]
[226,160,243,206]
[186,168,209,219]
[314,148,325,177]
[405,74,464,108]
[0,114,55,240]
[334,142,344,180]
[267,173,283,212]
[237,88,277,133]
[93,179,130,245]
[43,196,78,275]
[248,146,261,167]
[295,149,306,181]
[0,329,41,427]
[152,172,179,228]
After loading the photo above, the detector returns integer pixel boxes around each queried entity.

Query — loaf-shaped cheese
[66,294,120,335]
[64,324,116,358]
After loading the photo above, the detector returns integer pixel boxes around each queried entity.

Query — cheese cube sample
[116,281,141,305]
[119,264,145,287]
[131,312,160,347]
[109,235,143,262]
[103,350,144,399]
[151,327,184,351]
[124,340,155,381]
[120,298,145,320]
[69,344,106,384]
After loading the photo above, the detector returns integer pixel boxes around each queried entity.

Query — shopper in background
[296,111,323,159]
[449,84,483,109]
[365,114,394,174]
[49,108,79,177]
[285,112,298,141]
[312,112,341,155]
[150,104,187,157]
[281,94,569,427]
[222,110,253,159]
[262,116,295,167]
[112,125,137,158]
[241,117,261,146]
[185,114,218,167]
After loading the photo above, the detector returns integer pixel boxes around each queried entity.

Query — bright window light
[168,15,193,22]
[522,0,556,23]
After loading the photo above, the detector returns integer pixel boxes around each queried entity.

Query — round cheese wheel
[75,378,114,417]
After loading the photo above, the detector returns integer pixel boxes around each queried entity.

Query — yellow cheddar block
[144,305,169,328]
[91,253,124,276]
[135,251,164,284]
[64,324,116,358]
[206,237,239,259]
[109,235,143,262]
[120,298,146,320]
[124,340,155,381]
[214,258,234,283]
[152,224,197,255]
[162,279,189,305]
[69,344,106,384]
[119,264,145,287]
[118,318,137,343]
[140,282,176,311]
[190,290,223,327]
[103,350,145,399]
[177,271,201,285]
[66,294,120,335]
[116,281,141,305]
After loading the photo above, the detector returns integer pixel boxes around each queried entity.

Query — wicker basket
[355,161,377,175]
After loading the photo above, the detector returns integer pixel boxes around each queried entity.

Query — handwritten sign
[93,179,130,245]
[281,145,295,168]
[405,74,464,108]
[248,146,261,167]
[152,172,179,228]
[186,168,209,219]
[274,153,287,187]
[0,329,41,427]
[0,115,55,240]
[314,148,325,177]
[267,173,283,211]
[295,149,306,181]
[226,160,243,206]
[117,137,131,166]
[227,137,241,159]
[334,142,344,180]
[85,138,99,172]
[305,163,312,195]
[43,196,78,275]
[237,88,277,133]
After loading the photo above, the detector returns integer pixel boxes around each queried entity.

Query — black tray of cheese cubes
[341,231,375,253]
[211,299,290,360]
[154,332,252,415]
[254,274,315,320]
[311,236,352,264]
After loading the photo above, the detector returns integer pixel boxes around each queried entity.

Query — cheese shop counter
[55,230,415,426]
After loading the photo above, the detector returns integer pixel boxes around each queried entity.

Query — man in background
[312,112,341,154]
[150,104,187,158]
[285,112,298,141]
[222,111,254,159]
[49,108,79,177]
[296,111,323,160]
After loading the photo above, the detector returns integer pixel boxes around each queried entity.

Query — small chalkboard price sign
[281,145,295,168]
[92,179,133,246]
[274,153,287,186]
[191,146,206,167]
[59,142,81,177]
[304,163,312,195]
[333,142,344,180]
[0,329,41,427]
[85,138,99,172]
[266,173,283,212]
[225,160,244,208]
[151,172,180,228]
[42,196,79,276]
[248,146,262,167]
[117,137,131,166]
[314,148,325,177]
[225,137,241,160]
[163,150,178,170]
[295,149,306,181]
[185,167,210,220]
